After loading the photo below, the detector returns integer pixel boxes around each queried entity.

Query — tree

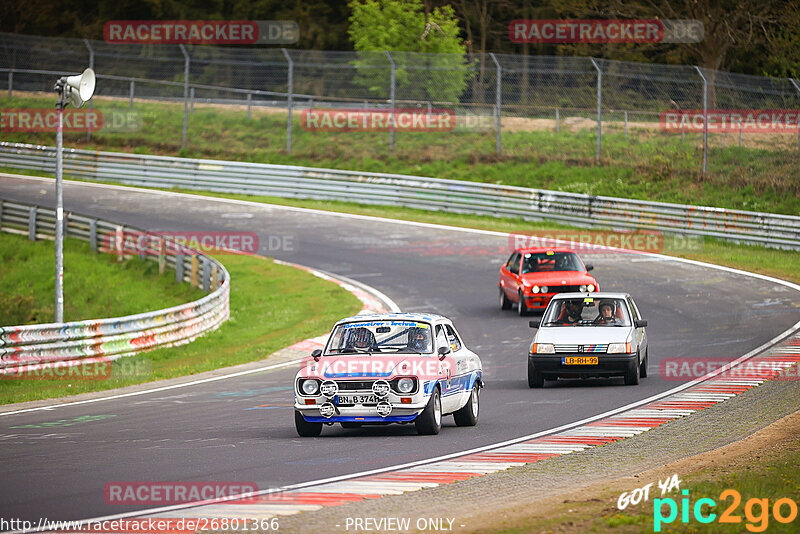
[347,0,473,103]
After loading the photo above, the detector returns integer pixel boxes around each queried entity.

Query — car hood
[519,271,595,285]
[534,326,632,345]
[296,354,449,380]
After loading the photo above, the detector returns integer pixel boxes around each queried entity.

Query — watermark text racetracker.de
[0,109,142,133]
[508,230,702,254]
[99,230,290,256]
[300,108,455,133]
[661,109,800,133]
[0,358,151,381]
[0,517,280,533]
[104,20,298,45]
[509,19,703,43]
[660,358,800,381]
[104,481,259,505]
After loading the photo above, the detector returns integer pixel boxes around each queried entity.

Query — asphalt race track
[1,173,799,524]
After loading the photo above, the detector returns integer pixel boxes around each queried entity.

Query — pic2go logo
[654,489,799,532]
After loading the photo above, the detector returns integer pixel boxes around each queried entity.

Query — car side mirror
[437,346,450,360]
[634,319,647,328]
[585,264,594,272]
[311,348,322,361]
[528,320,540,329]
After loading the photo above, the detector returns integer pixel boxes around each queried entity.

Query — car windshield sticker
[546,251,554,255]
[584,297,594,304]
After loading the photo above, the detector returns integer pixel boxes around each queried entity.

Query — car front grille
[550,285,583,293]
[555,344,608,353]
[336,380,375,391]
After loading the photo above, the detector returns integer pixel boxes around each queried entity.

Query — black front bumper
[529,353,637,379]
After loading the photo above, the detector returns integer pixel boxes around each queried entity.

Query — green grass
[0,250,362,404]
[0,232,203,325]
[2,94,798,215]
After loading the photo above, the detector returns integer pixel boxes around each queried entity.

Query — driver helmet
[598,300,616,318]
[565,300,582,314]
[407,327,429,352]
[348,327,375,349]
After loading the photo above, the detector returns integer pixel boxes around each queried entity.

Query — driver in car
[346,327,378,351]
[559,300,583,325]
[406,327,430,353]
[594,300,618,325]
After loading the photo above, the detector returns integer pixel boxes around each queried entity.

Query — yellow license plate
[562,356,598,365]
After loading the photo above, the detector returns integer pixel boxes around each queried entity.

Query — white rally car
[293,313,483,436]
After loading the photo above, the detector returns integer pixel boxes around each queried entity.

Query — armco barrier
[1,142,799,249]
[0,199,230,372]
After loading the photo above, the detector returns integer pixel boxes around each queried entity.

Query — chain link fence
[2,31,800,175]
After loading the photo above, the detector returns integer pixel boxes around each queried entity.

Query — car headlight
[534,343,555,354]
[540,286,548,293]
[607,342,632,354]
[300,379,319,395]
[531,285,540,294]
[396,377,416,393]
[579,284,587,292]
[587,284,596,292]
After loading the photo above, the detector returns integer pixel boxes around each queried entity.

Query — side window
[444,324,462,352]
[626,298,640,321]
[435,325,448,351]
[507,253,521,275]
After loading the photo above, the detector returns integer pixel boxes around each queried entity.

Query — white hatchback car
[294,313,484,436]
[527,292,649,387]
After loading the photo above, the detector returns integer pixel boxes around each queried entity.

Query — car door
[626,297,647,358]
[434,324,455,410]
[500,252,522,301]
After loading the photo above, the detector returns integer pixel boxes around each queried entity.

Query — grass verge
[1,93,798,215]
[0,241,362,404]
[0,231,203,325]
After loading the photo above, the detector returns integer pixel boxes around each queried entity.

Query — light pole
[53,68,95,323]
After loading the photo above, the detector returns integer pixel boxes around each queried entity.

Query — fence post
[89,219,97,251]
[590,58,602,163]
[694,66,708,175]
[158,237,166,274]
[190,87,195,113]
[28,207,36,241]
[7,70,12,98]
[202,257,210,292]
[0,200,3,231]
[176,253,185,283]
[489,53,502,155]
[790,78,800,174]
[84,39,94,142]
[624,111,628,138]
[555,108,559,132]
[247,93,252,119]
[179,44,190,150]
[282,48,294,154]
[386,51,396,153]
[129,80,135,108]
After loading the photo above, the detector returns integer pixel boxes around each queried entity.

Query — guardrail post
[489,53,502,155]
[28,207,36,241]
[176,253,184,283]
[211,263,218,289]
[694,66,708,175]
[84,39,94,142]
[158,237,166,274]
[790,78,800,174]
[89,219,97,251]
[202,257,210,292]
[179,44,190,150]
[386,51,396,153]
[282,48,294,154]
[129,80,135,108]
[590,58,602,164]
[246,93,252,119]
[190,255,198,287]
[116,225,124,261]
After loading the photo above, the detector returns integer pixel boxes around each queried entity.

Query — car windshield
[325,320,433,355]
[521,252,583,274]
[541,297,632,327]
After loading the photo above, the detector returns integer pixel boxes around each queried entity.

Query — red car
[499,247,598,315]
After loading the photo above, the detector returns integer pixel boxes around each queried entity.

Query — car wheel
[499,287,512,310]
[294,411,323,437]
[528,359,544,388]
[340,422,362,429]
[639,349,648,378]
[415,387,442,435]
[518,291,528,316]
[624,354,641,385]
[453,386,479,426]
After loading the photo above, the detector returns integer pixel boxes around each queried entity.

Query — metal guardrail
[0,198,230,372]
[1,142,799,249]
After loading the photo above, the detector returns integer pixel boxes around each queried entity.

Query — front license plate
[562,356,599,365]
[335,394,377,405]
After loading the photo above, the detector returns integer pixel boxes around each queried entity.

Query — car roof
[550,291,632,300]
[333,312,448,325]
[514,247,579,255]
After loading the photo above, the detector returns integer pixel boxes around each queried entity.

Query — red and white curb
[145,331,800,523]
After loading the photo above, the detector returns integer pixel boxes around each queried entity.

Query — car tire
[295,411,323,437]
[528,359,544,388]
[453,386,479,427]
[624,354,641,385]
[499,287,512,310]
[518,291,528,316]
[639,349,648,378]
[340,422,362,429]
[415,387,442,435]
